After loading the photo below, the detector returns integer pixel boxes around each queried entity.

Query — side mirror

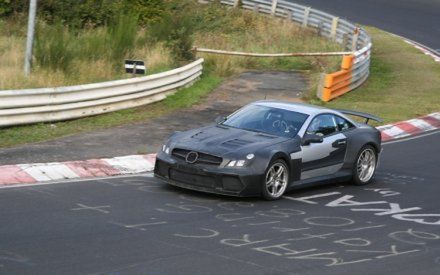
[302,133,323,146]
[215,116,226,124]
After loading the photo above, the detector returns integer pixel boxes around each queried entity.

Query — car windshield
[221,104,309,138]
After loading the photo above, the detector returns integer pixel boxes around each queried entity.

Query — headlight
[237,160,246,167]
[227,154,255,167]
[227,160,247,167]
[162,144,170,155]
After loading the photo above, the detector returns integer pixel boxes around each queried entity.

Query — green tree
[0,0,12,16]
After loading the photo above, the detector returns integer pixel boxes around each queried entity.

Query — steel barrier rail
[0,59,203,126]
[216,0,372,102]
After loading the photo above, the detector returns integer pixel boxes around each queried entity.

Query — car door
[300,114,348,180]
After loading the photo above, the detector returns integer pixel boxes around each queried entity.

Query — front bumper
[154,152,263,197]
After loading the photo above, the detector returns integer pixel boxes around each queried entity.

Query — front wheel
[262,159,289,200]
[352,145,377,185]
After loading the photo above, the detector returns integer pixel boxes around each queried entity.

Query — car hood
[169,124,290,157]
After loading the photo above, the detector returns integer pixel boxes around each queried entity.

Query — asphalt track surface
[1,131,440,274]
[288,0,440,52]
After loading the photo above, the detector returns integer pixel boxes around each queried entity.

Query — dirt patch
[0,71,308,165]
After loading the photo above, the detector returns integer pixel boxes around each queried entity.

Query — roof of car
[253,100,336,116]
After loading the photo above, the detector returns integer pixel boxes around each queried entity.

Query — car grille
[172,148,223,166]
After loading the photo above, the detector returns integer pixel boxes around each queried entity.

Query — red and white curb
[0,154,156,187]
[377,112,440,141]
[0,113,439,187]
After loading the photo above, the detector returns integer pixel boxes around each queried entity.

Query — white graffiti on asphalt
[286,192,440,225]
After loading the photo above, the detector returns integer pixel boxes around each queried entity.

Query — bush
[38,0,125,29]
[149,11,195,62]
[124,0,166,26]
[0,0,11,17]
[0,0,166,28]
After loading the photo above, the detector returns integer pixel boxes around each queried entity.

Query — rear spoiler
[334,109,383,124]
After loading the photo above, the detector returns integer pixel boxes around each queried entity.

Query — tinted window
[335,115,355,131]
[222,104,309,138]
[307,114,337,136]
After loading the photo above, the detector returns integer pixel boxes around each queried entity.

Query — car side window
[335,115,355,131]
[307,114,338,137]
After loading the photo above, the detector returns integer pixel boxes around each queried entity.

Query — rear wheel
[262,159,289,200]
[352,145,377,185]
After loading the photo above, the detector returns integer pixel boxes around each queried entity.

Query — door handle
[332,139,347,148]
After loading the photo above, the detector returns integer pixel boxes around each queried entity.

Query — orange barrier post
[318,55,354,102]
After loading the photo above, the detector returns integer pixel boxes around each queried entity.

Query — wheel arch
[363,142,380,155]
[269,151,291,176]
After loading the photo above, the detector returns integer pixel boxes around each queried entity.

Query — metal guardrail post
[302,7,311,27]
[330,17,339,40]
[342,33,349,50]
[317,21,324,36]
[352,27,360,51]
[316,73,326,100]
[233,0,240,8]
[285,9,292,21]
[253,3,259,12]
[271,0,278,15]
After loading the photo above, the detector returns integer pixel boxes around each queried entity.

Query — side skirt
[287,169,352,191]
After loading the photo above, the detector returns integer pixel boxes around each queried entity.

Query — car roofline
[251,100,361,127]
[253,100,329,116]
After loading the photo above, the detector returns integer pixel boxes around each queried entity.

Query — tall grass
[107,13,139,62]
[34,13,139,72]
[35,21,75,72]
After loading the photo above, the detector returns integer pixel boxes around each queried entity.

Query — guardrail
[216,0,372,102]
[0,59,203,127]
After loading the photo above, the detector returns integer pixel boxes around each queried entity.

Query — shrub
[0,0,11,17]
[149,11,195,62]
[0,0,166,28]
[123,0,166,26]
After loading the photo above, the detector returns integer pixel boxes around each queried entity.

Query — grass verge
[309,27,440,125]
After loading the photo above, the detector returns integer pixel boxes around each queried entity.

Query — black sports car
[154,101,382,200]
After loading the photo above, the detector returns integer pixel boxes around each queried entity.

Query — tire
[352,145,377,186]
[262,159,289,200]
